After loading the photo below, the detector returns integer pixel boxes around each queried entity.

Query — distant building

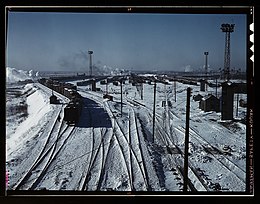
[199,94,220,112]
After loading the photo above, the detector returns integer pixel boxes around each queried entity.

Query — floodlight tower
[88,50,93,76]
[221,23,235,81]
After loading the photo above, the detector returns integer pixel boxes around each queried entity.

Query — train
[38,78,83,125]
[38,78,77,98]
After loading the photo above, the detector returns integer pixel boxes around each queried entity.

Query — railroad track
[77,89,220,191]
[80,128,109,191]
[102,102,150,191]
[122,93,210,191]
[80,127,97,191]
[147,110,209,191]
[29,125,75,190]
[13,109,63,190]
[74,89,121,191]
[61,93,110,191]
[176,125,246,184]
[129,108,151,190]
[169,108,246,177]
[105,102,135,191]
[147,97,246,191]
[96,128,112,191]
[124,92,205,191]
[13,108,75,190]
[169,108,246,191]
[120,90,217,191]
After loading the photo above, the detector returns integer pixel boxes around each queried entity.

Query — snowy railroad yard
[6,68,247,193]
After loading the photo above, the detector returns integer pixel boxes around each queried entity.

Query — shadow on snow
[76,97,112,128]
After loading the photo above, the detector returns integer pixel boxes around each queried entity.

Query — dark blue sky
[6,12,247,72]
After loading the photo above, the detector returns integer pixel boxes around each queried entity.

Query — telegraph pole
[174,79,177,102]
[51,79,54,96]
[215,78,218,98]
[236,93,239,117]
[204,52,209,91]
[106,80,108,94]
[183,87,191,192]
[121,79,123,116]
[141,82,143,100]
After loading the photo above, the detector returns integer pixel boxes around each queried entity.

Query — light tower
[221,23,235,81]
[88,50,93,76]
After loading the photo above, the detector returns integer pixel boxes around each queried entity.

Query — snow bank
[6,86,52,155]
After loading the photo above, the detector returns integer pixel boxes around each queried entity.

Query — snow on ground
[5,67,247,193]
[6,83,50,153]
[76,78,247,191]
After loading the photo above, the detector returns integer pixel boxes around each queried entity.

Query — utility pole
[183,87,191,192]
[121,79,123,117]
[51,79,54,96]
[236,93,239,117]
[141,82,143,100]
[174,79,177,102]
[152,81,157,143]
[215,78,218,98]
[106,80,108,94]
[204,52,209,91]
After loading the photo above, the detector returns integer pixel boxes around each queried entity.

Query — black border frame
[1,1,255,202]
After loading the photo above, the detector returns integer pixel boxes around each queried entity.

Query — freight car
[64,101,82,124]
[38,78,83,124]
[64,93,83,125]
[39,78,78,97]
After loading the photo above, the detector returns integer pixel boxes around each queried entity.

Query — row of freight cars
[38,78,83,125]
